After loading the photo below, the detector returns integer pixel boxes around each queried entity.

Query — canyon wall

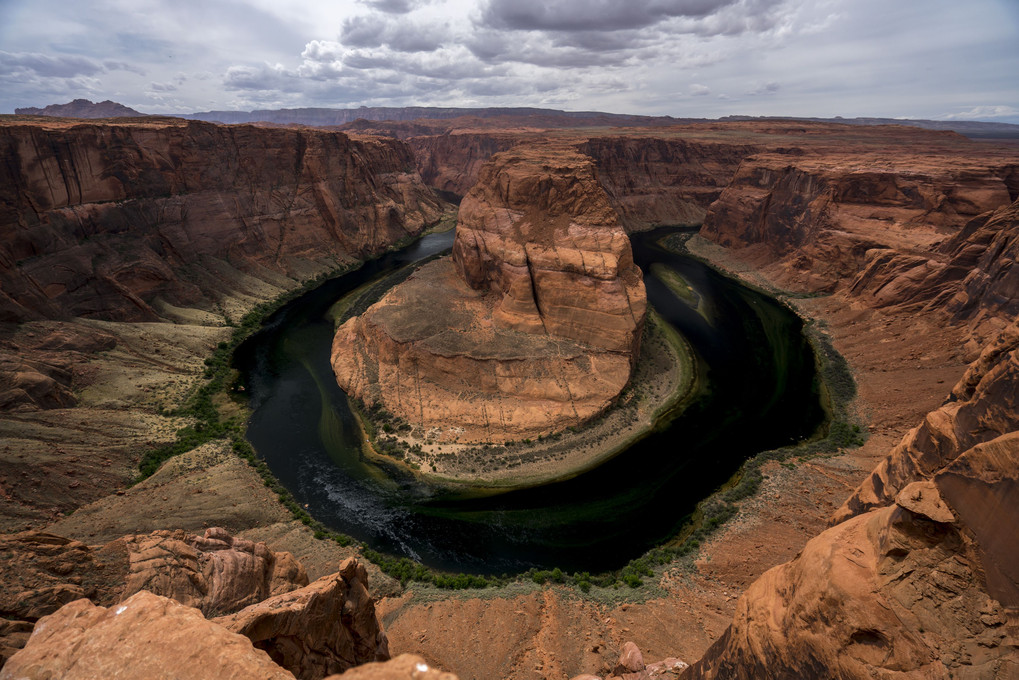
[0,119,444,323]
[700,139,1018,293]
[331,143,646,443]
[579,136,758,231]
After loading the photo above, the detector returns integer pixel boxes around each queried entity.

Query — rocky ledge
[331,143,646,444]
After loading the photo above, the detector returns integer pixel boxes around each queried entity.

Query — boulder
[215,558,389,680]
[0,591,295,680]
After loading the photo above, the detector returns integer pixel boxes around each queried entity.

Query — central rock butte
[330,143,647,443]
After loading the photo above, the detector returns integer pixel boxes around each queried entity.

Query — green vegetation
[138,224,866,600]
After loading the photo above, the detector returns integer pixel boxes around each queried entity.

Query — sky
[1,0,1017,122]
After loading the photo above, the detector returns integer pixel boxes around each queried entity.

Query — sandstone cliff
[683,454,1018,679]
[332,143,646,443]
[579,136,758,231]
[700,141,1017,293]
[847,197,1019,342]
[0,119,444,323]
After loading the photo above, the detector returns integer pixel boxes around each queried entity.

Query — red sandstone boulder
[0,591,295,680]
[325,654,459,680]
[215,557,389,680]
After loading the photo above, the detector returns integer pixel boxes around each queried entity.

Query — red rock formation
[110,527,309,616]
[0,591,296,680]
[216,557,389,680]
[324,654,459,680]
[409,132,521,197]
[579,137,758,231]
[683,442,1019,679]
[833,318,1019,523]
[0,119,444,323]
[0,527,307,664]
[700,146,1017,293]
[332,143,646,442]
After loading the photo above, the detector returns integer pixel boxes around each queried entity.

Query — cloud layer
[1,0,1017,122]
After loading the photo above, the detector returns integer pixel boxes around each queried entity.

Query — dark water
[236,228,825,574]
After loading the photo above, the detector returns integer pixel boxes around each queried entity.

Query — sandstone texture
[332,143,646,442]
[683,475,1018,679]
[0,118,444,323]
[834,317,1019,523]
[324,654,458,680]
[0,527,307,664]
[0,528,391,679]
[579,136,758,231]
[216,557,389,680]
[699,126,1018,293]
[0,590,296,680]
[109,526,309,616]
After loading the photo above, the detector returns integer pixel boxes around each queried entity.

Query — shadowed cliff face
[579,137,759,232]
[332,143,646,443]
[700,151,1018,293]
[0,120,444,323]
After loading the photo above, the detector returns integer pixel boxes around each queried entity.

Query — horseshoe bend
[330,143,655,478]
[0,106,1018,680]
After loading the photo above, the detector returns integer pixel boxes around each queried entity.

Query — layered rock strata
[332,144,646,442]
[579,137,758,231]
[0,118,444,323]
[700,140,1018,293]
[0,527,307,664]
[683,451,1018,679]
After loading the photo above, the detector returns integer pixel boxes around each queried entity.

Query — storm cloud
[0,0,1016,123]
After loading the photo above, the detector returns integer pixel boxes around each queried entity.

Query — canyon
[331,142,647,447]
[0,110,1017,679]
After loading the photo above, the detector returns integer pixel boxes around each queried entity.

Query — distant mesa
[15,99,145,118]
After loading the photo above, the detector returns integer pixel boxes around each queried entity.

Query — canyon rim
[0,102,1017,680]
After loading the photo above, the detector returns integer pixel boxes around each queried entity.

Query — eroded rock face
[833,318,1019,523]
[110,526,309,617]
[700,147,1017,293]
[332,143,646,442]
[216,558,389,680]
[683,468,1018,679]
[0,119,444,323]
[0,527,306,664]
[0,591,296,680]
[580,137,758,232]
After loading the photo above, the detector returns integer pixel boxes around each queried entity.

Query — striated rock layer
[700,130,1018,294]
[332,143,646,442]
[0,118,444,323]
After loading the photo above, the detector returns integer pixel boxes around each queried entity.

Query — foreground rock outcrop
[0,527,308,664]
[835,317,1019,523]
[332,143,646,442]
[0,118,444,323]
[215,558,389,680]
[0,591,296,680]
[683,464,1018,679]
[0,529,393,679]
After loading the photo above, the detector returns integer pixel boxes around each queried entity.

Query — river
[235,227,825,574]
